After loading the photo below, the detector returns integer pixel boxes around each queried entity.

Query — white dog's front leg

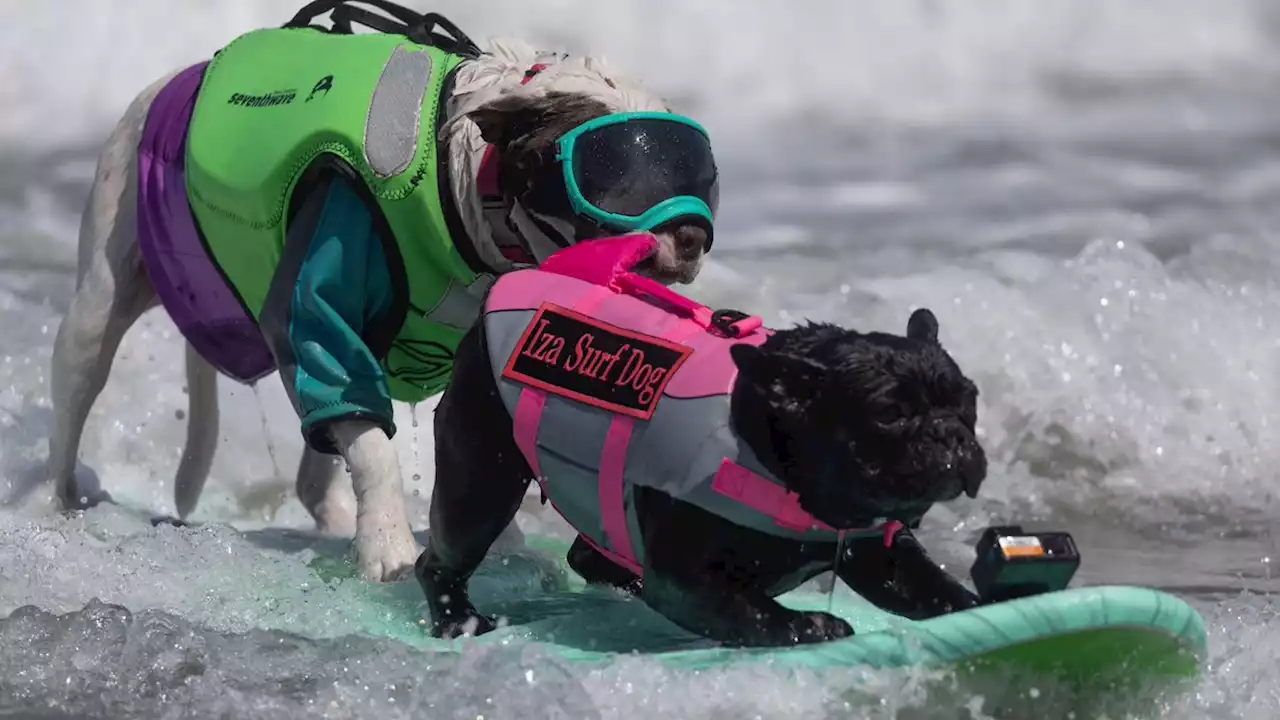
[330,419,421,582]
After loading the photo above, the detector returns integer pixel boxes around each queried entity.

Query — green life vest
[185,26,485,403]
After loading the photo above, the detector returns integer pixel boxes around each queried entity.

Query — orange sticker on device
[998,536,1046,559]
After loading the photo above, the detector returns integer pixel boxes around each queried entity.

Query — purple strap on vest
[136,62,276,383]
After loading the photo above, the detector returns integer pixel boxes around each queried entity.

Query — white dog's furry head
[443,38,710,285]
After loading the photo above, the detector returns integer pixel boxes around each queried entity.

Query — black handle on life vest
[410,12,482,57]
[710,309,756,338]
[286,0,420,30]
[284,1,482,58]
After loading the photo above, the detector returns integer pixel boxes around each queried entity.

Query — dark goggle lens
[571,118,718,219]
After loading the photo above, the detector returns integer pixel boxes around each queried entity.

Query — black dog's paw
[792,610,854,644]
[945,586,982,612]
[431,610,497,640]
[567,535,643,595]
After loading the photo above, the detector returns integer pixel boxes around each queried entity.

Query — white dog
[46,5,717,582]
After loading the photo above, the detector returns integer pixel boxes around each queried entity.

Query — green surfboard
[343,536,1206,690]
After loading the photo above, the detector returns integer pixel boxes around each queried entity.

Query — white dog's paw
[315,506,358,538]
[354,522,422,582]
[43,462,111,512]
[312,491,358,538]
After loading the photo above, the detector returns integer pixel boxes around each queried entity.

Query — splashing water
[3,0,1280,717]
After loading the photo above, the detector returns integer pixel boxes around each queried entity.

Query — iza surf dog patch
[502,303,692,420]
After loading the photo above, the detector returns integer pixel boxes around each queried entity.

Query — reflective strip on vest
[482,267,881,573]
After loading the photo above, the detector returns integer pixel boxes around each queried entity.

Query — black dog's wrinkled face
[729,309,987,529]
[467,91,709,285]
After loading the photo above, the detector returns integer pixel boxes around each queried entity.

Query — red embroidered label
[502,303,692,420]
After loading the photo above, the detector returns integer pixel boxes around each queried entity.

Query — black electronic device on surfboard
[969,525,1081,604]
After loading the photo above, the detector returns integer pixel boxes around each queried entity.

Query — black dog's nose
[960,445,987,498]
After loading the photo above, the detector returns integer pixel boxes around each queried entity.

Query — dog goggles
[556,112,719,249]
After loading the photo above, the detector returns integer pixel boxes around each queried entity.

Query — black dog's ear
[906,308,939,344]
[730,344,828,404]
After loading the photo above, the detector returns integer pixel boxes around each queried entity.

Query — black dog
[418,304,987,647]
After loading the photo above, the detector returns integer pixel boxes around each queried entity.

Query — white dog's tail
[173,343,219,519]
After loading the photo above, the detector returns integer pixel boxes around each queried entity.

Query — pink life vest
[482,234,890,576]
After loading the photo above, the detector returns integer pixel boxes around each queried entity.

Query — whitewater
[3,0,1280,717]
